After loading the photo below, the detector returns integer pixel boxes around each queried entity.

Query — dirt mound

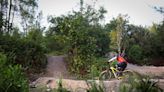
[31,77,121,92]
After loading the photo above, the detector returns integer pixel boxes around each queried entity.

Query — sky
[38,0,164,27]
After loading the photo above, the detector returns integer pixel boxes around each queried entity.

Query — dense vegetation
[0,53,29,92]
[0,0,163,91]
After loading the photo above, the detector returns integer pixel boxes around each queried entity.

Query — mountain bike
[99,62,134,80]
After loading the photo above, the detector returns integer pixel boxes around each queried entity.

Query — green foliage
[125,22,164,65]
[119,75,163,92]
[90,65,100,79]
[88,26,110,56]
[45,35,69,55]
[128,45,143,62]
[69,30,97,75]
[106,15,128,53]
[46,3,110,76]
[0,35,47,69]
[91,58,108,72]
[26,28,44,44]
[152,22,164,57]
[76,57,108,79]
[0,53,29,92]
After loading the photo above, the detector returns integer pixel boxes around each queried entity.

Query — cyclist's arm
[108,56,117,63]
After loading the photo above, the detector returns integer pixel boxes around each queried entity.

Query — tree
[46,1,109,75]
[106,15,129,54]
[116,15,129,54]
[0,0,38,35]
[127,25,151,55]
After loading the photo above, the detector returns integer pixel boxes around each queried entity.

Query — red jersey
[117,56,127,63]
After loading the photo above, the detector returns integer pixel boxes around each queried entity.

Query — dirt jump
[30,56,164,92]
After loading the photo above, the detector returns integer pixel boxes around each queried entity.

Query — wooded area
[0,0,164,92]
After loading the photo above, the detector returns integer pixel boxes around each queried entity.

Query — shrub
[0,53,29,92]
[45,35,69,55]
[68,31,97,76]
[119,74,163,92]
[87,58,108,79]
[128,45,143,63]
[89,65,100,79]
[0,35,47,69]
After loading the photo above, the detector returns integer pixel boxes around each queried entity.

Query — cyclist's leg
[116,62,127,76]
[122,62,127,71]
[116,63,122,76]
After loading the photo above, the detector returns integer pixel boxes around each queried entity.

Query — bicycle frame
[110,66,119,78]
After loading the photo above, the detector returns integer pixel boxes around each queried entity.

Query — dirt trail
[44,55,74,79]
[127,64,164,78]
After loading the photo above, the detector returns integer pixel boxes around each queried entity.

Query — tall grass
[119,74,163,92]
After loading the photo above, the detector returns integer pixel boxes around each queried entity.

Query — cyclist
[108,53,128,76]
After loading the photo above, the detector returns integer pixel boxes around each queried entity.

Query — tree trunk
[7,0,12,33]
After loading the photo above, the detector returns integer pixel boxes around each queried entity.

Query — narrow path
[127,64,164,78]
[44,55,75,79]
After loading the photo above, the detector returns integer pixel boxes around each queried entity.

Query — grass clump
[119,74,163,92]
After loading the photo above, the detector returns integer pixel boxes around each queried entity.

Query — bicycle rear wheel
[99,70,112,80]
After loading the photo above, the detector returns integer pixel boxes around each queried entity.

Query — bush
[89,65,100,79]
[128,45,143,63]
[68,31,97,76]
[90,57,108,74]
[119,74,163,92]
[74,57,108,79]
[0,35,47,69]
[45,35,69,55]
[0,53,29,92]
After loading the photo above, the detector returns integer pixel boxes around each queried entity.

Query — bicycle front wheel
[122,70,134,79]
[99,70,112,80]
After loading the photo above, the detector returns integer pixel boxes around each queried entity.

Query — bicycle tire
[122,70,134,79]
[99,70,112,80]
